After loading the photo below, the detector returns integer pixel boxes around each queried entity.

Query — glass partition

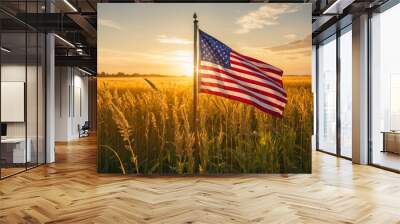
[38,32,45,165]
[1,31,28,177]
[339,26,352,158]
[26,0,40,170]
[27,30,38,169]
[0,2,46,179]
[317,35,337,154]
[371,3,400,171]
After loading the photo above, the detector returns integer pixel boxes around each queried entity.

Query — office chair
[79,121,90,138]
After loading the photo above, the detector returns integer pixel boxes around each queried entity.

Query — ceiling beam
[55,55,96,71]
[323,0,356,14]
[67,13,97,46]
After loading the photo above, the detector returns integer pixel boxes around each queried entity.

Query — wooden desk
[1,138,31,164]
[382,131,400,154]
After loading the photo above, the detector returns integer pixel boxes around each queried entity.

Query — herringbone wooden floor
[1,136,400,224]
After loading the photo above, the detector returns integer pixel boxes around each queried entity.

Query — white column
[352,14,369,164]
[45,0,56,163]
[46,33,55,163]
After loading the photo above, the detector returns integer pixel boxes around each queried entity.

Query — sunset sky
[98,3,311,76]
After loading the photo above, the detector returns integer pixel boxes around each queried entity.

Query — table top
[381,131,400,134]
[1,138,30,143]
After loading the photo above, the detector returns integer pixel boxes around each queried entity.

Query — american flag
[198,30,287,117]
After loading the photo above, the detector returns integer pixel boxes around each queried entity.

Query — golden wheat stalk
[110,101,140,174]
[100,145,126,174]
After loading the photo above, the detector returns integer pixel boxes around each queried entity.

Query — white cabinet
[1,138,32,163]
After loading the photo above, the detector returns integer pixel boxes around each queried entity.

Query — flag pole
[193,13,198,127]
[193,13,199,170]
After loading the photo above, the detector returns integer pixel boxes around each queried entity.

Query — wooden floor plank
[0,136,400,223]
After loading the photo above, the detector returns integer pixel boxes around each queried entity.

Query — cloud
[157,35,192,45]
[235,35,311,75]
[283,34,297,40]
[98,19,122,30]
[266,35,311,53]
[235,4,298,34]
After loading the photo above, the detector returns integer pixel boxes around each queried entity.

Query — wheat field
[97,75,312,174]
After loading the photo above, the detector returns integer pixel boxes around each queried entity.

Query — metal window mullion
[316,45,320,150]
[367,10,373,165]
[25,0,28,171]
[36,0,39,167]
[336,29,341,157]
[44,32,47,165]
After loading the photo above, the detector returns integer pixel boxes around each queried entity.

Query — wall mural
[97,3,312,174]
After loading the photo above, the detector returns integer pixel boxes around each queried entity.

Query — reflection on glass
[340,27,352,158]
[318,35,337,154]
[1,31,27,177]
[0,1,46,179]
[371,3,400,171]
[38,33,46,165]
[27,31,38,169]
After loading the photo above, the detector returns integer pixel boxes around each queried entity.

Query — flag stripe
[200,89,283,117]
[230,54,283,78]
[200,86,283,114]
[230,58,283,85]
[227,64,282,89]
[231,51,283,75]
[200,63,287,96]
[200,80,286,108]
[230,56,283,81]
[201,61,282,91]
[200,74,287,102]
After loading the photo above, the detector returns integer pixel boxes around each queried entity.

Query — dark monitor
[1,123,7,137]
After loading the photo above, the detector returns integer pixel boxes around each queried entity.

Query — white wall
[1,64,26,81]
[55,67,89,141]
[55,67,70,141]
[72,73,89,138]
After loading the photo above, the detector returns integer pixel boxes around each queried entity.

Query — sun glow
[181,63,193,77]
[172,50,193,76]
